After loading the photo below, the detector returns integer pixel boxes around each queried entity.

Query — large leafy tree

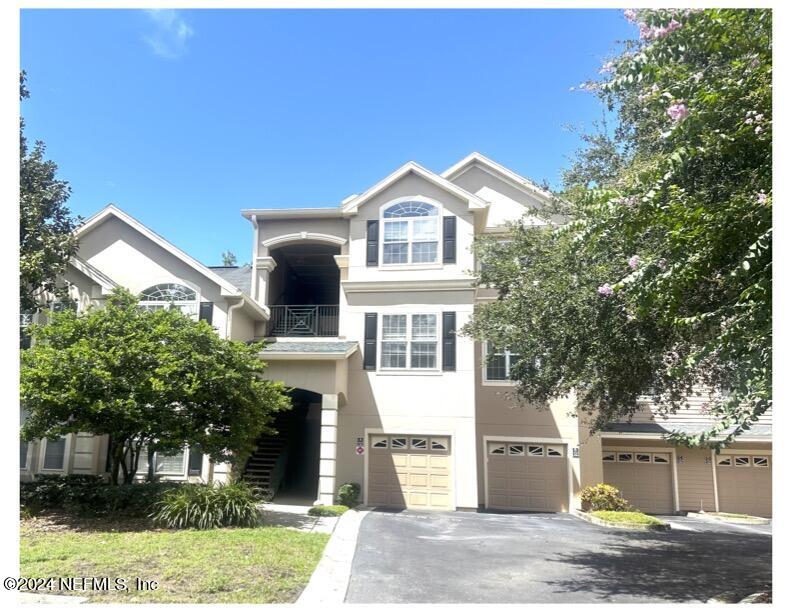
[20,289,291,484]
[466,9,771,446]
[20,71,79,313]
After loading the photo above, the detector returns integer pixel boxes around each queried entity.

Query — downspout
[225,296,246,340]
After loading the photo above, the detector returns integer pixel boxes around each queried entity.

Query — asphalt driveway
[345,510,771,603]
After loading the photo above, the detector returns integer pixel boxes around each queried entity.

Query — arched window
[381,200,439,265]
[139,283,198,319]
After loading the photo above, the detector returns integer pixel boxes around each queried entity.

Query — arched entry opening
[242,388,322,503]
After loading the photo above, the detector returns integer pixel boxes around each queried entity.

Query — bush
[336,482,360,507]
[150,482,260,529]
[580,483,632,512]
[308,505,349,517]
[20,475,182,517]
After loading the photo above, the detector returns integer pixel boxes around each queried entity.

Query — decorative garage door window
[488,442,565,457]
[717,454,770,468]
[372,435,451,453]
[603,451,671,464]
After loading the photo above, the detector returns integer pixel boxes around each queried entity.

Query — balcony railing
[267,305,339,337]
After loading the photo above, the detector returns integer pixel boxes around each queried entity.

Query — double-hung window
[484,343,520,382]
[381,201,439,265]
[380,314,438,370]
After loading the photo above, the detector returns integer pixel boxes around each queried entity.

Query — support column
[317,393,339,505]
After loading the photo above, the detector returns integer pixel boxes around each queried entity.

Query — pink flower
[657,258,668,270]
[667,103,689,122]
[624,9,638,23]
[639,19,682,40]
[628,255,640,270]
[745,117,754,125]
[755,125,763,134]
[598,283,614,297]
[757,191,768,204]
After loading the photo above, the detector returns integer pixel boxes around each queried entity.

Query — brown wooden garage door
[602,449,674,514]
[367,434,453,510]
[486,441,568,511]
[715,453,772,517]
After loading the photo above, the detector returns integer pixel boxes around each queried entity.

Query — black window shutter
[442,311,456,371]
[363,312,377,370]
[443,216,456,264]
[366,220,379,267]
[188,446,203,476]
[199,302,214,324]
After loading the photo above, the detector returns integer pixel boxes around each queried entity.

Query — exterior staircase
[242,413,293,495]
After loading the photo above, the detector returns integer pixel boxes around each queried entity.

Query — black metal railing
[267,305,339,337]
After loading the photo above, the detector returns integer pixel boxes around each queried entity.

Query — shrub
[150,482,260,529]
[308,505,349,517]
[336,482,360,507]
[20,476,183,518]
[580,483,632,512]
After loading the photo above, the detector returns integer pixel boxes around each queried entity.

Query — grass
[591,510,665,526]
[307,504,349,517]
[20,518,329,603]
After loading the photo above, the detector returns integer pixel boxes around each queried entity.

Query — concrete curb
[572,509,671,531]
[297,507,370,604]
[686,512,770,525]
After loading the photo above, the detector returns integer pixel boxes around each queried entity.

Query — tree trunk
[147,446,155,482]
[110,438,127,486]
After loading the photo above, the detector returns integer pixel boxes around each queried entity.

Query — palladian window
[139,283,198,319]
[381,201,439,265]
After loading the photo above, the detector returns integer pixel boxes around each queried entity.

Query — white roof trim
[76,205,243,297]
[241,208,347,220]
[341,161,488,214]
[258,345,358,361]
[441,152,555,203]
[69,256,118,294]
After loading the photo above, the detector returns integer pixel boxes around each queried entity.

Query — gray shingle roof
[208,265,252,295]
[259,341,358,354]
[603,421,771,439]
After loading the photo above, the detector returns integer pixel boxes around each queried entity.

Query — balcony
[267,305,339,337]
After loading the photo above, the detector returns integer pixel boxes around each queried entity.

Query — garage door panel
[717,455,772,517]
[367,434,453,511]
[486,441,568,512]
[603,458,674,514]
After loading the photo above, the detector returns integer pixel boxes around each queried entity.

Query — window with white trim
[653,453,671,464]
[43,437,67,470]
[380,314,438,370]
[636,453,652,463]
[411,437,427,450]
[546,445,564,457]
[527,445,544,457]
[602,452,616,462]
[381,201,439,265]
[139,283,198,319]
[155,449,186,474]
[431,438,448,451]
[508,444,525,456]
[390,437,407,450]
[617,452,634,463]
[484,344,520,381]
[371,436,388,449]
[734,456,750,467]
[753,456,769,467]
[488,442,506,455]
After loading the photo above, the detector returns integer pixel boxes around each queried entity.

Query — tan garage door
[367,434,453,510]
[602,450,674,514]
[716,453,772,517]
[486,441,568,511]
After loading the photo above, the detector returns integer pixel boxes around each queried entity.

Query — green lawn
[20,519,329,603]
[591,511,665,526]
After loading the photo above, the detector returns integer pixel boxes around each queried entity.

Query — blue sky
[21,9,634,266]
